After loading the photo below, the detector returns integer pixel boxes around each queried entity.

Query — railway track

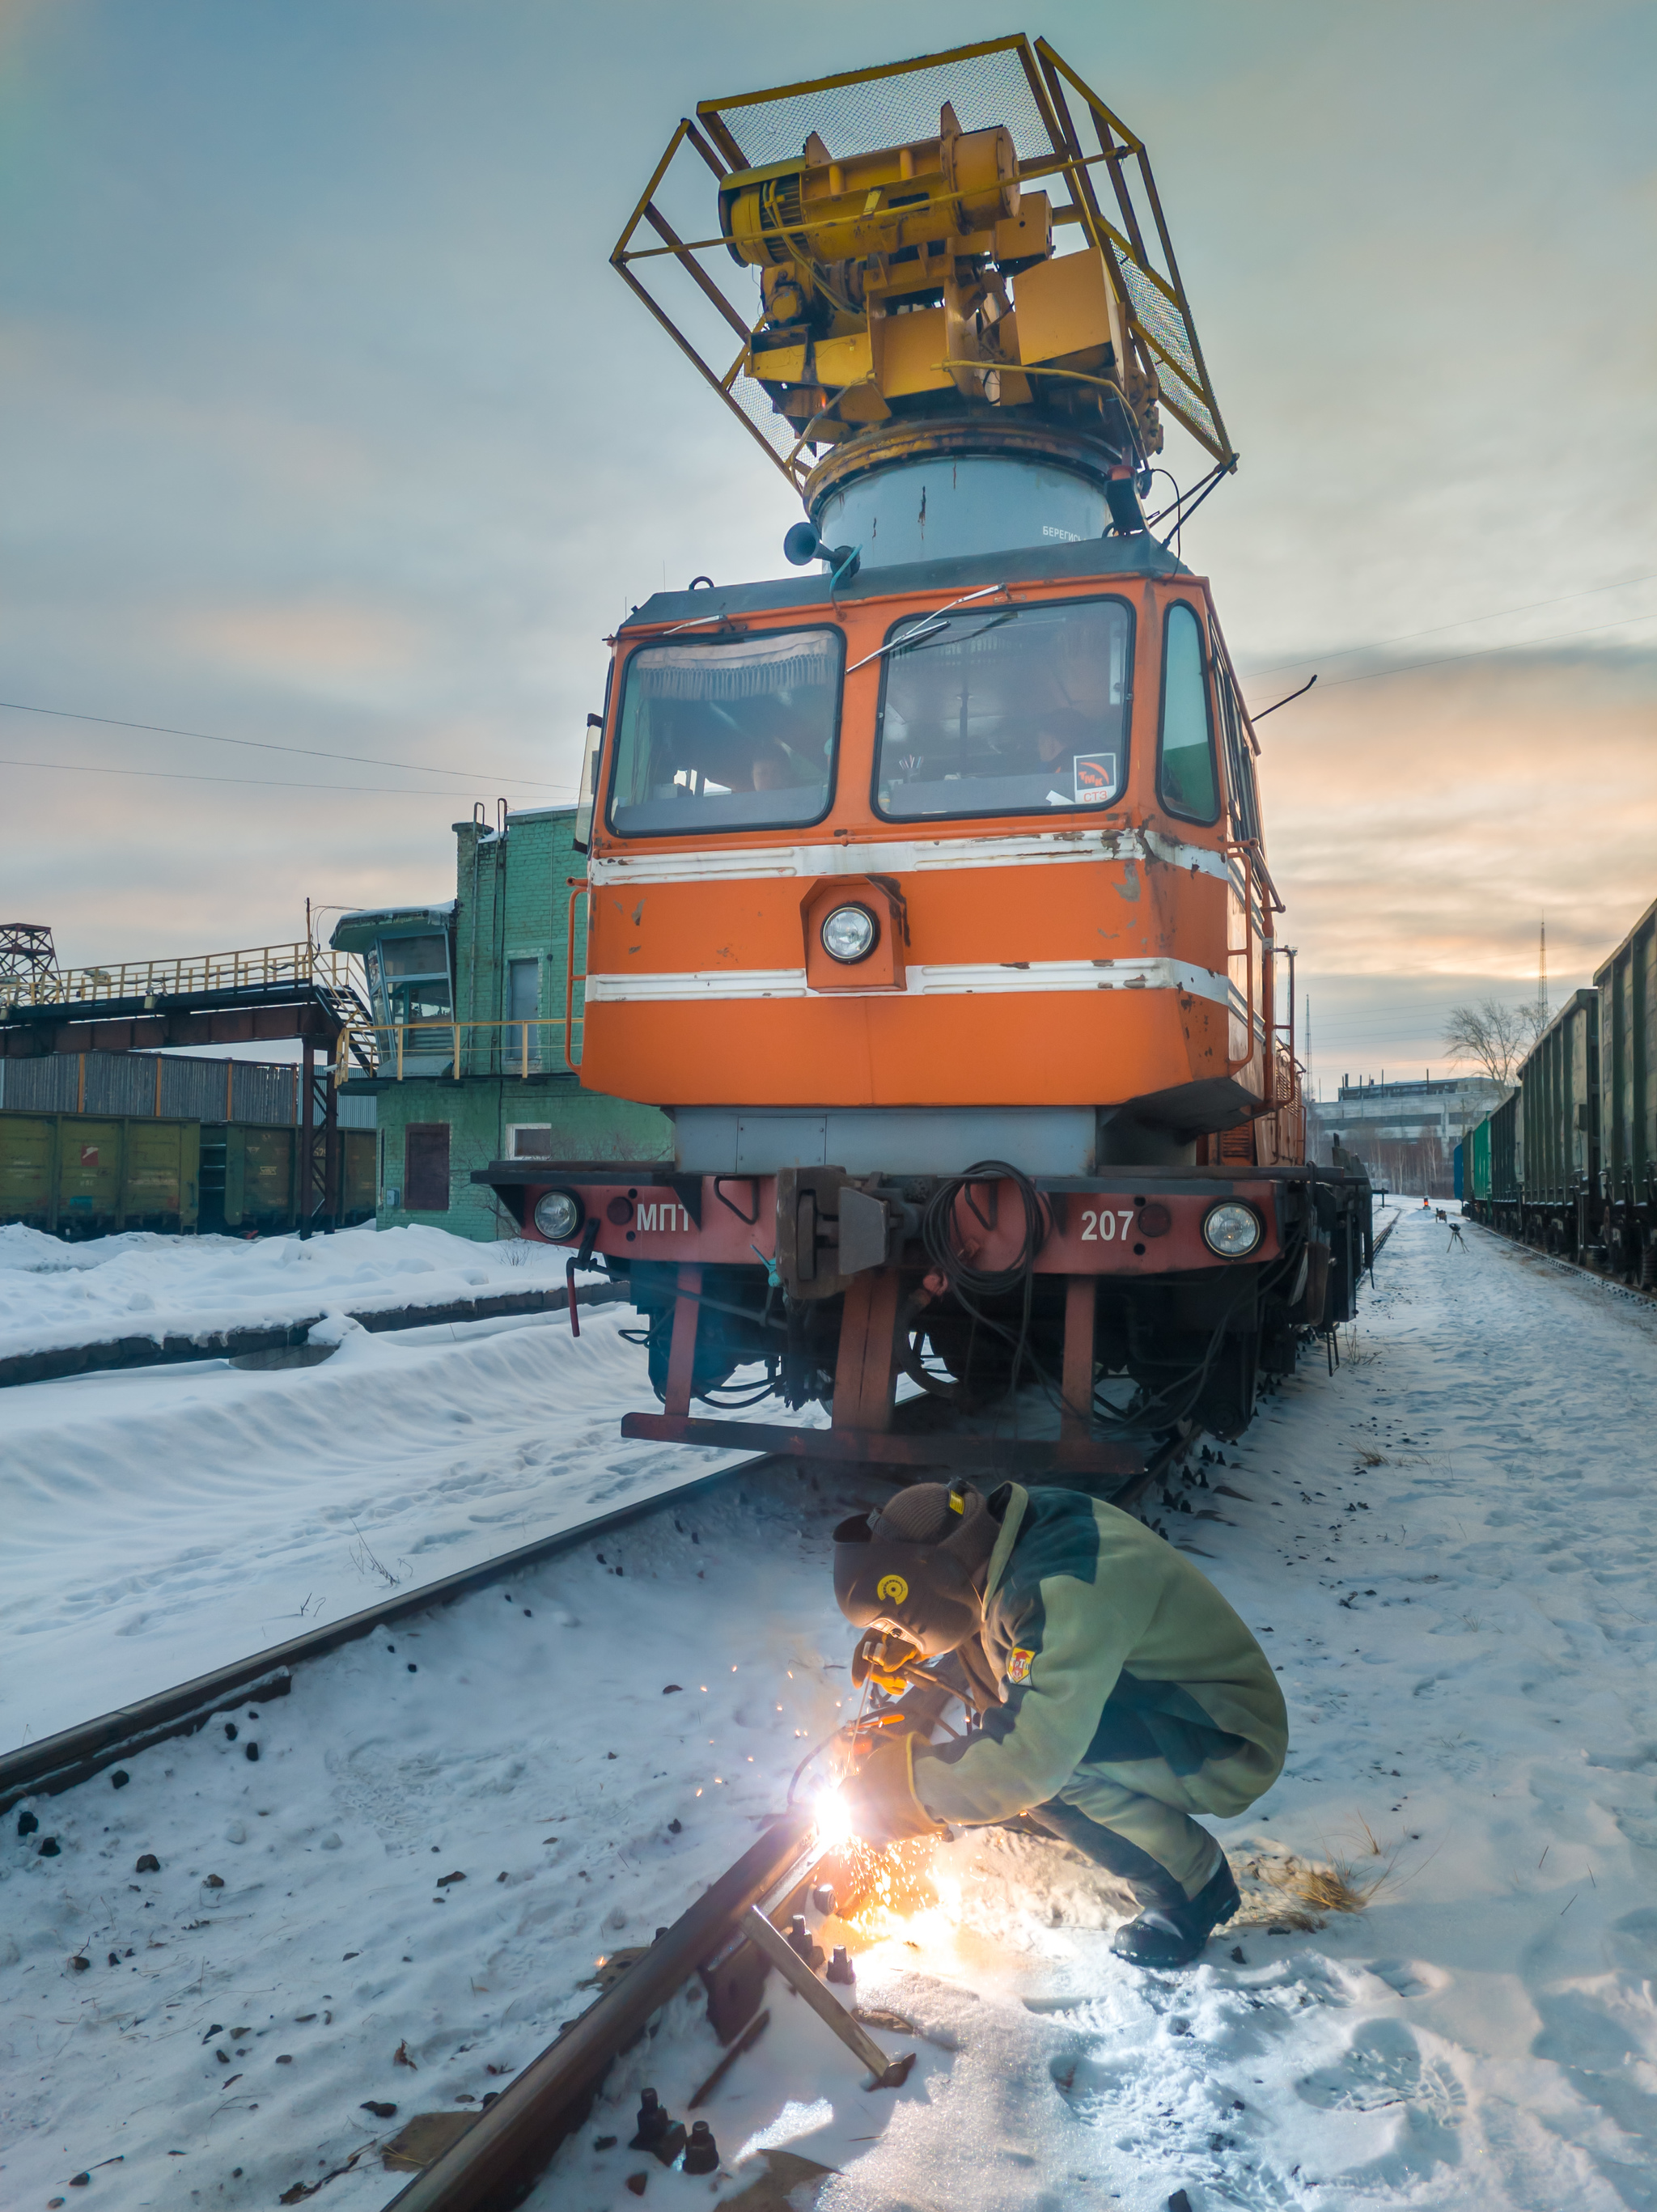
[2,1409,1187,1821]
[1463,1216,1657,1309]
[6,1413,1200,2210]
[380,1807,842,2212]
[0,1447,772,1819]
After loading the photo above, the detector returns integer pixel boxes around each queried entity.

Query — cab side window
[1158,603,1219,823]
[1215,659,1261,842]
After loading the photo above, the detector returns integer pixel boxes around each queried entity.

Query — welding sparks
[812,1786,854,1852]
[823,1837,946,1940]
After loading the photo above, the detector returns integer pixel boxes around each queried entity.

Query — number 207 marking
[1081,1210,1138,1243]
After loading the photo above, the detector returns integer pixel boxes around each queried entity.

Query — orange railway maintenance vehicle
[478,36,1371,1488]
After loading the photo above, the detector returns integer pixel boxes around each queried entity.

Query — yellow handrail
[335,1018,583,1084]
[2,944,590,1090]
[6,940,366,1008]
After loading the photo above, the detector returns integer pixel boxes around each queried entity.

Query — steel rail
[0,1447,780,1817]
[1464,1216,1657,1306]
[381,1807,827,2212]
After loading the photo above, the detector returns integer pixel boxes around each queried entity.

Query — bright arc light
[813,1786,854,1850]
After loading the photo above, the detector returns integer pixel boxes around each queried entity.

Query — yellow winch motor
[719,108,1022,275]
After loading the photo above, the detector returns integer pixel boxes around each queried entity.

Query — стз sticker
[1006,1646,1035,1685]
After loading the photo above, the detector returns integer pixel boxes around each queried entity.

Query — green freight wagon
[2,1112,375,1238]
[0,1112,200,1235]
[1487,1093,1519,1235]
[1516,988,1598,1255]
[1460,1112,1494,1219]
[1596,894,1657,1283]
[201,1124,376,1233]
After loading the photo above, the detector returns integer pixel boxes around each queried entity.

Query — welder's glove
[839,1728,948,1848]
[851,1628,922,1696]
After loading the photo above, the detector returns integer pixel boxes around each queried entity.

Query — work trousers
[1025,1743,1269,1906]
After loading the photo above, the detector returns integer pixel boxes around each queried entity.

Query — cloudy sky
[2,0,1652,1093]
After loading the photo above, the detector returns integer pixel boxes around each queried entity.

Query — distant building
[1309,1074,1507,1197]
[333,806,672,1241]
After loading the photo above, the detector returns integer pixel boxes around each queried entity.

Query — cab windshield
[608,626,842,836]
[874,597,1131,822]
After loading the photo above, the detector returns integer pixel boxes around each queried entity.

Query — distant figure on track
[830,1479,1287,1970]
[1435,1208,1447,1223]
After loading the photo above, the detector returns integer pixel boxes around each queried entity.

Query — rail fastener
[737,1903,916,2089]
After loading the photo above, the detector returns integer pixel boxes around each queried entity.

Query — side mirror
[572,713,603,853]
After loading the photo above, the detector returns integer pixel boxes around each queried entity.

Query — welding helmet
[833,1480,1000,1658]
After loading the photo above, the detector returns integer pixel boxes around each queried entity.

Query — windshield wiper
[845,583,1011,674]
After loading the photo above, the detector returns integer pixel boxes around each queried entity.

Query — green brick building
[332,806,672,1240]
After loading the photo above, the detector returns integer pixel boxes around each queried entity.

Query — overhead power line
[0,756,575,799]
[0,697,563,789]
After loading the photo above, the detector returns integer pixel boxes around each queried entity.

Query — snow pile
[0,1221,578,1358]
[6,1207,1657,2210]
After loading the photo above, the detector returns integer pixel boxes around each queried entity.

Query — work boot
[1110,1854,1240,1970]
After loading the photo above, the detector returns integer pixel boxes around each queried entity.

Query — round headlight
[820,904,879,964]
[533,1189,582,1241]
[1201,1201,1262,1259]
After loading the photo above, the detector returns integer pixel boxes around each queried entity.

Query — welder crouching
[832,1480,1288,1971]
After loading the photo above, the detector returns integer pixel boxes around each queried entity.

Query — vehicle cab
[577,532,1284,1182]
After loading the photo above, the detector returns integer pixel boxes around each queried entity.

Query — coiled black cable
[919,1160,1053,1405]
[921,1159,1051,1299]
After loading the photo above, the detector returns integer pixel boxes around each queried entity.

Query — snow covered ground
[0,1224,804,1752]
[6,1205,1657,2210]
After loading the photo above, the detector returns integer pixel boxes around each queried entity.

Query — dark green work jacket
[913,1483,1288,1824]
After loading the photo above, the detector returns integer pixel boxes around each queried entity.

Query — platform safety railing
[5,941,367,1010]
[333,1018,583,1084]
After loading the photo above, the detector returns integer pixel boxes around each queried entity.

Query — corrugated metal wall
[0,1053,375,1128]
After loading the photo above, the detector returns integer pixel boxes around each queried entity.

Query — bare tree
[1442,998,1532,1087]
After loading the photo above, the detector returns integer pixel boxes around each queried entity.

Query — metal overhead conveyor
[0,939,378,1235]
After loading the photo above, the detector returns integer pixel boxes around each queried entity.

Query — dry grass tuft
[1283,1857,1385,1915]
[1228,1830,1393,1931]
[1355,1448,1388,1467]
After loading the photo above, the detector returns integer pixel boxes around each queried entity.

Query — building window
[508,958,540,1070]
[371,929,456,1077]
[404,1123,451,1211]
[507,1124,553,1158]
